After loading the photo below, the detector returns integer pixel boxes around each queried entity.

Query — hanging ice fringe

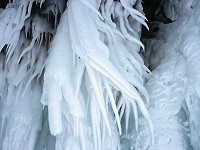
[0,0,154,150]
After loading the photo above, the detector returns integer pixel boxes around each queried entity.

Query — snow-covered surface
[0,0,200,149]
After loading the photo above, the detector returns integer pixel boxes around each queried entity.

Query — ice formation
[0,0,153,150]
[134,0,200,149]
[0,0,200,149]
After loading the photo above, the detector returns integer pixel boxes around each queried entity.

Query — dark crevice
[141,0,173,39]
[0,0,8,9]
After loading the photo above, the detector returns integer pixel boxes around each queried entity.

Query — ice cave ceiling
[0,0,170,40]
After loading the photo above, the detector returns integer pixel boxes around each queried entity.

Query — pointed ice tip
[146,25,149,31]
[141,44,144,50]
[100,15,104,21]
[119,129,122,135]
[50,124,63,136]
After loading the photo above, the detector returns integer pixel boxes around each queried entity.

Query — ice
[2,0,200,149]
[132,1,200,149]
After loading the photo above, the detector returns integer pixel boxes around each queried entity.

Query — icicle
[22,50,45,96]
[12,56,30,86]
[105,0,113,20]
[9,1,33,38]
[86,64,112,135]
[131,100,139,132]
[115,2,144,49]
[104,78,122,135]
[17,33,39,64]
[124,10,136,35]
[94,16,116,43]
[120,0,146,20]
[125,101,130,133]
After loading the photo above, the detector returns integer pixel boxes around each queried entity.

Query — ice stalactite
[0,0,153,149]
[42,1,153,149]
[0,1,55,150]
[0,37,46,150]
[0,0,36,59]
[43,0,154,149]
[0,42,45,150]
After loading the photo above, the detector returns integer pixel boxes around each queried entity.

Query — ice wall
[134,0,200,149]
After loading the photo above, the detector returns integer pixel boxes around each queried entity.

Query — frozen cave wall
[139,0,200,149]
[0,0,200,150]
